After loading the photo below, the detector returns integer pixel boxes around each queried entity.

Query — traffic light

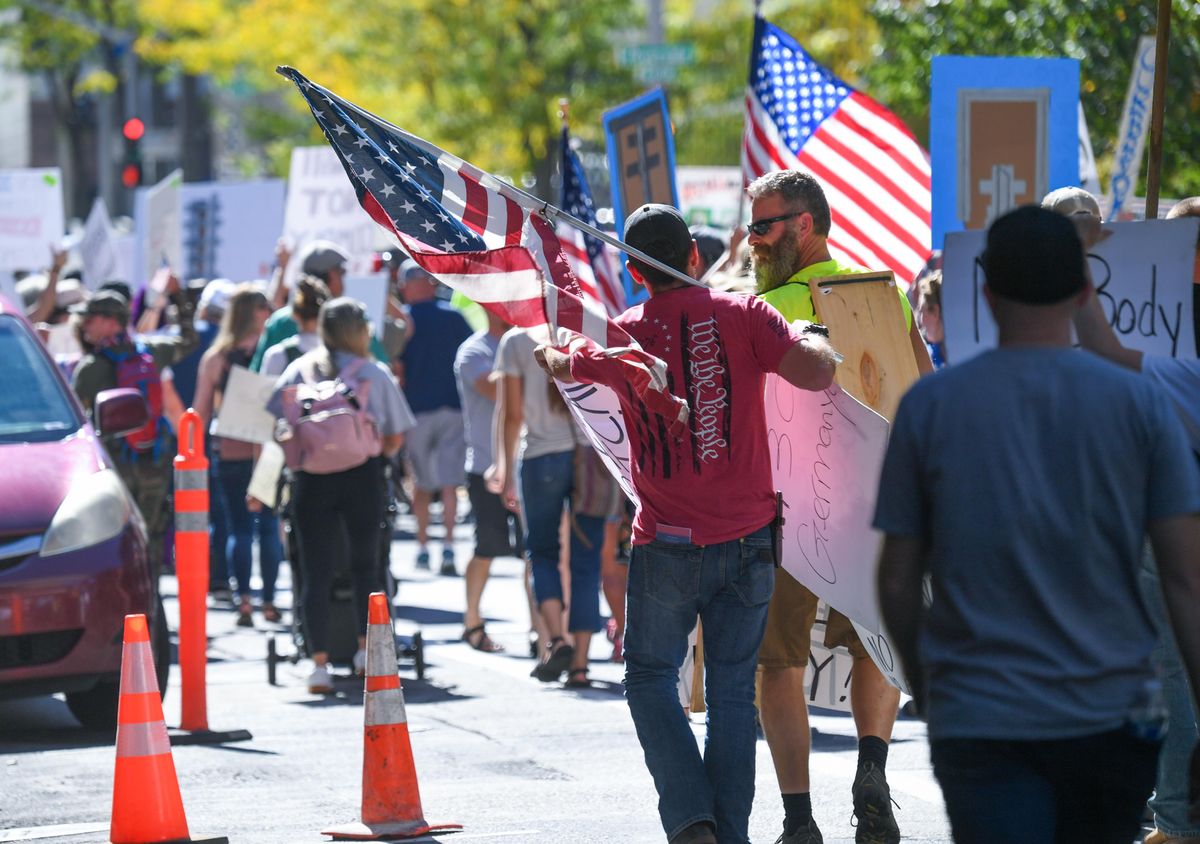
[121,118,144,189]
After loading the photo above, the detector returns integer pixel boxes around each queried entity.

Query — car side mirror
[94,388,149,438]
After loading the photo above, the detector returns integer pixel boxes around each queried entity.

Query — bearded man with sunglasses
[745,169,932,844]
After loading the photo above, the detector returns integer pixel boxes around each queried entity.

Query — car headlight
[41,469,133,557]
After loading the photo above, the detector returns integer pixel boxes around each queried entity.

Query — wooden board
[809,271,921,422]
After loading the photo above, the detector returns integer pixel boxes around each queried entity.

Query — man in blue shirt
[875,206,1200,843]
[397,261,473,574]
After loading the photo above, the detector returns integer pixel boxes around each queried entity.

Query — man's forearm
[877,535,929,710]
[1074,290,1142,371]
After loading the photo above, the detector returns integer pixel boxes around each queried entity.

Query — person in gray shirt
[875,207,1200,844]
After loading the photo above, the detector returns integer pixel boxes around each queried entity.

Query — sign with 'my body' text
[943,218,1200,364]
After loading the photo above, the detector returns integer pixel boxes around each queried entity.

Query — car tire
[66,596,171,730]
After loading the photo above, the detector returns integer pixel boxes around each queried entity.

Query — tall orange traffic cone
[110,614,227,844]
[323,594,462,841]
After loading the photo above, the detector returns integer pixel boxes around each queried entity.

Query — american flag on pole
[557,128,625,318]
[277,66,686,430]
[741,16,931,284]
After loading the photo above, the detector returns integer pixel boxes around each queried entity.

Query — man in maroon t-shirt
[537,204,839,844]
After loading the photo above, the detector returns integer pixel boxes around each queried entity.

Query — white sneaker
[308,663,333,694]
[353,649,367,676]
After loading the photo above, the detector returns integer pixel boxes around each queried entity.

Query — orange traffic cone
[110,614,227,844]
[323,593,462,841]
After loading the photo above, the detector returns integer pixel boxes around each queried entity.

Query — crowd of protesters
[10,166,1200,844]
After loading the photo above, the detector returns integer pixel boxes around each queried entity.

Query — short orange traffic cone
[110,614,227,844]
[323,593,461,841]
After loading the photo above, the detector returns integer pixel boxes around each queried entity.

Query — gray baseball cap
[298,240,350,278]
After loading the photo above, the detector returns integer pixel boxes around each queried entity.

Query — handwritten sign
[283,146,385,286]
[678,166,742,229]
[765,374,910,692]
[0,168,64,299]
[143,169,183,285]
[943,218,1200,364]
[215,365,278,444]
[79,198,118,290]
[557,379,638,505]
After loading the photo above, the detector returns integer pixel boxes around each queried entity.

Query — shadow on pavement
[0,697,115,753]
[390,605,464,625]
[290,677,474,710]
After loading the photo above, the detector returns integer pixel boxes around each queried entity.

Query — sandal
[261,604,282,624]
[462,624,505,653]
[530,637,574,682]
[236,599,254,628]
[565,667,591,689]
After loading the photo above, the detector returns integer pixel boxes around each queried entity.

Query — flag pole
[1144,0,1171,220]
[282,66,703,290]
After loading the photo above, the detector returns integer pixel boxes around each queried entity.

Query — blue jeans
[208,451,230,588]
[519,449,603,633]
[624,524,775,844]
[1140,551,1200,837]
[215,458,283,603]
[931,728,1160,844]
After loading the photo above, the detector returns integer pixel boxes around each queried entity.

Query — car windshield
[0,315,82,444]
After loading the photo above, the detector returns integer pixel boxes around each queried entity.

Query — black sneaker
[775,818,823,844]
[530,640,574,682]
[670,822,716,844]
[852,762,900,844]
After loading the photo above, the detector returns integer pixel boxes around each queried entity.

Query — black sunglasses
[746,211,805,237]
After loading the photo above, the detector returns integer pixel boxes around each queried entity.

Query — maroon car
[0,296,168,728]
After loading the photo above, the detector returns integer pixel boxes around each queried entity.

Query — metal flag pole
[1144,0,1171,220]
[278,66,702,290]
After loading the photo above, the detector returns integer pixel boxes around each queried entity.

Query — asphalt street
[1,512,954,843]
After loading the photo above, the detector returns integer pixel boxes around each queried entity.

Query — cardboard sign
[283,146,384,285]
[143,169,183,285]
[247,441,286,509]
[1107,36,1156,220]
[0,167,64,299]
[677,166,742,229]
[930,57,1079,248]
[215,365,278,444]
[603,89,679,305]
[79,198,118,290]
[180,180,286,281]
[341,275,389,340]
[1078,103,1102,199]
[942,218,1200,364]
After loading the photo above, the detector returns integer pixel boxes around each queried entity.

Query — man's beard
[751,234,803,295]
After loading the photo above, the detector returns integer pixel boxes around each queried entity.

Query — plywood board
[809,271,920,422]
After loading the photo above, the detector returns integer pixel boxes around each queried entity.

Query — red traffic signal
[122,118,145,142]
[121,162,142,189]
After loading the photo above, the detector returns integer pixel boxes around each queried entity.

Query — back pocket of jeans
[642,543,702,609]
[733,542,775,607]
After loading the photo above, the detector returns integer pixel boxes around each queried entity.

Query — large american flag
[277,66,686,429]
[557,128,625,318]
[741,16,931,284]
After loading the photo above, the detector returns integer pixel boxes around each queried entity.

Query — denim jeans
[1140,551,1200,837]
[624,523,775,843]
[518,449,604,633]
[214,458,283,603]
[931,728,1160,844]
[208,452,230,588]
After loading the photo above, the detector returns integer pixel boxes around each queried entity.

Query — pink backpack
[277,356,382,475]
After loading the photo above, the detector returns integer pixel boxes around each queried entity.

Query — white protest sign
[342,275,388,340]
[283,146,385,284]
[557,379,638,504]
[1107,35,1156,220]
[1078,103,1101,199]
[180,180,285,281]
[0,167,64,299]
[943,218,1200,365]
[143,169,183,284]
[215,365,278,444]
[79,198,118,290]
[247,441,286,509]
[677,166,743,229]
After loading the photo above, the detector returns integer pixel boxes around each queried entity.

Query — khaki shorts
[757,571,867,668]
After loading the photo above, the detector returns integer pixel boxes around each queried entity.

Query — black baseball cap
[70,290,130,320]
[624,204,692,273]
[982,206,1087,305]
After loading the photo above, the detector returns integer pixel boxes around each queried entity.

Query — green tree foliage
[865,0,1200,198]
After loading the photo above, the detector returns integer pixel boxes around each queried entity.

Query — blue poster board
[603,88,680,305]
[930,56,1079,248]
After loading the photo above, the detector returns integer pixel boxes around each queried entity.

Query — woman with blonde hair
[268,297,416,694]
[194,284,281,626]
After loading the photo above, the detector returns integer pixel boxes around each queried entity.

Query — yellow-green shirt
[759,258,912,331]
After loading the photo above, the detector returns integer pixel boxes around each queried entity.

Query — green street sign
[615,43,696,84]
